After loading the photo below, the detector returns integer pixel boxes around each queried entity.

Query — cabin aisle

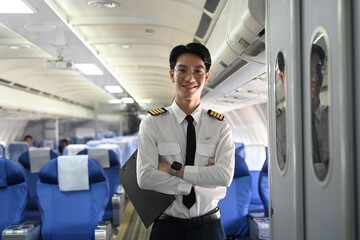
[116,198,152,240]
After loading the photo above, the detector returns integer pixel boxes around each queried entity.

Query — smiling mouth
[182,85,198,89]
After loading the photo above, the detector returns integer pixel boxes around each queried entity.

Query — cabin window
[309,31,331,184]
[275,51,288,175]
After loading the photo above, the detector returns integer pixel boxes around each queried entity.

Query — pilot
[310,44,329,180]
[276,51,287,171]
[137,43,235,240]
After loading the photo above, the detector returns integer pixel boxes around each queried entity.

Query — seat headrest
[0,158,26,187]
[64,144,87,156]
[58,155,90,191]
[244,145,266,171]
[39,156,106,187]
[18,149,58,171]
[234,144,249,178]
[78,148,119,167]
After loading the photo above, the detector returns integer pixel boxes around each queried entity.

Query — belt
[157,207,221,228]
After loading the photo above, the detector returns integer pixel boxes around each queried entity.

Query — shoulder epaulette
[276,108,282,117]
[207,109,224,121]
[148,108,167,116]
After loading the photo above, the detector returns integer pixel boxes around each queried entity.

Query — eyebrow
[175,64,206,69]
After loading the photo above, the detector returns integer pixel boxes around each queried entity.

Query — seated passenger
[59,139,69,154]
[24,135,34,148]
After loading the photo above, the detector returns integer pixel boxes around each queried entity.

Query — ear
[279,71,285,84]
[204,71,210,84]
[169,69,175,83]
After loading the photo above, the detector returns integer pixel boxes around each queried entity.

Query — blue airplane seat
[248,171,264,213]
[0,158,28,233]
[245,145,267,214]
[18,149,58,220]
[258,157,269,217]
[0,144,5,158]
[218,143,252,238]
[78,148,124,226]
[6,142,29,162]
[36,155,109,240]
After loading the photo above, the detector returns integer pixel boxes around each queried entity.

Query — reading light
[0,0,35,13]
[105,85,123,93]
[75,64,103,75]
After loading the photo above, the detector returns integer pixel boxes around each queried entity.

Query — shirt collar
[171,101,201,125]
[314,103,324,122]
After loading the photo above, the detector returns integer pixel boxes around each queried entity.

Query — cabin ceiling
[0,0,266,118]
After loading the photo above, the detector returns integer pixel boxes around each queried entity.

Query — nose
[185,71,196,81]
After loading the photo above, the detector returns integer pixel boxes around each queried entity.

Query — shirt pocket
[158,143,182,163]
[196,144,216,165]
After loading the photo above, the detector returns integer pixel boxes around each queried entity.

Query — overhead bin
[206,0,265,83]
[203,0,265,112]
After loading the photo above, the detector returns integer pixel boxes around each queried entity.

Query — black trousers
[149,217,226,240]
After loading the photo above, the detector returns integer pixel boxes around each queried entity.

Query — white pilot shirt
[137,101,235,219]
[313,103,329,180]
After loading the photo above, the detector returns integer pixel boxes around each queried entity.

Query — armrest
[2,220,41,240]
[111,192,125,227]
[95,221,112,240]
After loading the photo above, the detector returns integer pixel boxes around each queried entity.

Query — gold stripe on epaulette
[148,108,167,116]
[207,109,224,121]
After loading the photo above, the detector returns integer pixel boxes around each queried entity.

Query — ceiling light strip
[43,0,139,103]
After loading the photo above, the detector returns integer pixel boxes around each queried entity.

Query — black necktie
[183,115,196,209]
[312,113,321,163]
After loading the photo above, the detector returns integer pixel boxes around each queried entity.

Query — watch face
[171,161,182,171]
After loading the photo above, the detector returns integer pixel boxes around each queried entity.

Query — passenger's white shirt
[137,101,235,219]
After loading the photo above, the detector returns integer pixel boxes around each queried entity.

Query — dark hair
[24,135,32,140]
[277,52,285,72]
[169,43,212,71]
[311,44,325,65]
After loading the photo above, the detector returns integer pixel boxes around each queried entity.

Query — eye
[177,68,187,73]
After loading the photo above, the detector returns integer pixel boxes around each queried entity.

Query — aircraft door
[354,0,360,238]
[267,0,304,239]
[301,0,355,239]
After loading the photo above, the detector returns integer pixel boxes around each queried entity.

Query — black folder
[117,149,175,228]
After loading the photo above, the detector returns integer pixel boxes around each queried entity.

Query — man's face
[169,53,209,102]
[310,53,324,98]
[24,138,32,147]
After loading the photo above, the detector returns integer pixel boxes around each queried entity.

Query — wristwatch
[171,161,182,176]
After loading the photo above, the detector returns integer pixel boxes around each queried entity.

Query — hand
[158,161,171,174]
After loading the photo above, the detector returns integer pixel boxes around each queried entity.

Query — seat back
[244,145,267,214]
[18,149,58,219]
[77,148,121,222]
[0,158,28,233]
[218,143,252,238]
[6,142,29,162]
[37,155,109,240]
[258,156,269,217]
